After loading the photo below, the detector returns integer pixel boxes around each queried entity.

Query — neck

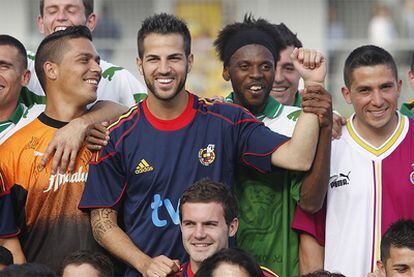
[352,113,399,148]
[0,101,19,121]
[233,93,265,116]
[190,259,200,274]
[146,90,189,120]
[44,93,87,122]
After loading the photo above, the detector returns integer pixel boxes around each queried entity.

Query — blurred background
[1,0,413,116]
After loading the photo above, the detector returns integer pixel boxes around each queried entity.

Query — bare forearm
[91,209,150,273]
[299,233,324,275]
[81,101,128,126]
[1,237,26,264]
[299,126,332,213]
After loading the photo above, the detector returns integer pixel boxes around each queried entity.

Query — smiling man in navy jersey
[80,13,324,277]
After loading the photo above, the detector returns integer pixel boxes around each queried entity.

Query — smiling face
[37,0,96,36]
[137,33,193,102]
[341,64,401,137]
[180,202,238,272]
[271,46,300,105]
[223,44,275,115]
[52,37,101,106]
[0,45,30,118]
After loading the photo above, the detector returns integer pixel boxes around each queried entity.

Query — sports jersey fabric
[293,112,414,277]
[226,93,303,276]
[175,262,279,277]
[400,99,414,118]
[0,113,101,271]
[0,104,44,145]
[79,92,289,276]
[26,51,147,107]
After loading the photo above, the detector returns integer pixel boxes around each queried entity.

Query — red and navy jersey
[79,93,288,276]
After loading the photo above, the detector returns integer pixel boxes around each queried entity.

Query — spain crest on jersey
[198,144,216,166]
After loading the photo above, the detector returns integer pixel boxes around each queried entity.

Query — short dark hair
[214,14,284,66]
[275,23,303,48]
[343,45,398,88]
[195,248,263,277]
[35,25,92,91]
[61,250,113,277]
[0,263,57,277]
[39,0,94,18]
[0,34,28,69]
[302,270,346,277]
[179,178,237,226]
[137,13,191,59]
[381,219,414,262]
[0,246,13,266]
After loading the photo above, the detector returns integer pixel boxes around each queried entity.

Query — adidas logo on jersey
[329,171,351,188]
[135,159,154,174]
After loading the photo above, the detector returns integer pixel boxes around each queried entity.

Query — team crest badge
[198,144,216,166]
[410,164,414,185]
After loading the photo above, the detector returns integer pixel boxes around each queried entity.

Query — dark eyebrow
[0,60,13,67]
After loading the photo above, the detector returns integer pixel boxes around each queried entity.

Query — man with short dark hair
[0,35,42,144]
[80,13,323,277]
[271,23,303,107]
[294,45,414,277]
[0,26,103,271]
[61,250,113,277]
[376,219,414,277]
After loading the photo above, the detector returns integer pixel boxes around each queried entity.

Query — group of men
[0,0,414,277]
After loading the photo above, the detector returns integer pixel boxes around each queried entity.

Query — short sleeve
[234,114,289,173]
[112,68,147,107]
[79,139,126,211]
[292,203,326,246]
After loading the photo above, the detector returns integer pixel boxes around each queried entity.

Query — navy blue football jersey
[0,189,19,238]
[79,93,289,276]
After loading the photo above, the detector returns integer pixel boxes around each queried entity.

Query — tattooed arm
[91,208,180,277]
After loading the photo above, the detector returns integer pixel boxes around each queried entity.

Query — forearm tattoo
[91,209,117,243]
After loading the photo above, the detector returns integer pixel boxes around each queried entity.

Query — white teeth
[54,26,67,32]
[272,87,287,92]
[250,85,262,91]
[86,79,98,85]
[193,243,209,247]
[158,78,173,84]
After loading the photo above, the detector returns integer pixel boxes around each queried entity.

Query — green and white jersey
[26,51,147,108]
[225,93,303,277]
[400,100,414,119]
[0,103,44,145]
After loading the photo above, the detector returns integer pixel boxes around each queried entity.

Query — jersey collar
[347,112,405,156]
[0,102,25,125]
[142,92,197,131]
[225,92,284,121]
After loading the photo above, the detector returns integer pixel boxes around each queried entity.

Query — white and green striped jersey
[26,51,147,108]
[0,103,44,145]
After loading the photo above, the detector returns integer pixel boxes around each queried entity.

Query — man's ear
[20,69,31,86]
[37,15,45,35]
[187,53,194,73]
[228,218,238,237]
[341,86,352,105]
[376,260,386,275]
[85,13,97,32]
[44,61,58,81]
[222,67,230,81]
[136,56,143,75]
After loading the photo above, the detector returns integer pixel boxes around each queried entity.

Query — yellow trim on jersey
[372,161,383,270]
[199,97,214,106]
[407,98,414,104]
[260,265,279,277]
[107,105,138,131]
[347,115,405,156]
